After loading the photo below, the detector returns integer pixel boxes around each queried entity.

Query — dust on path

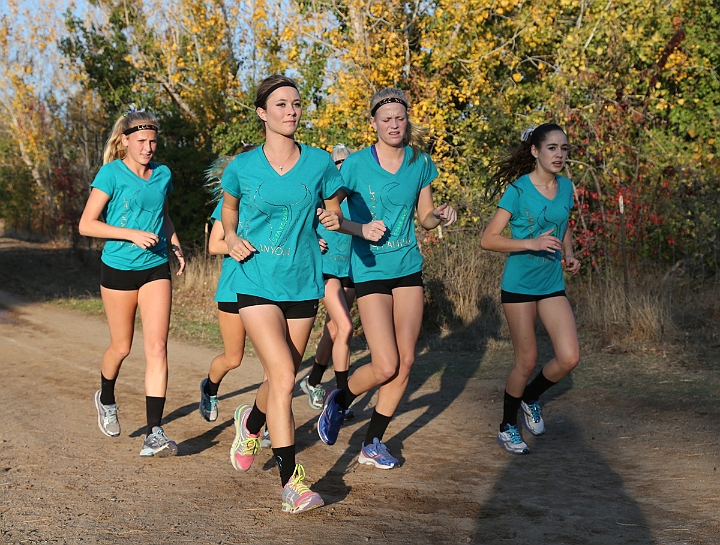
[0,287,718,544]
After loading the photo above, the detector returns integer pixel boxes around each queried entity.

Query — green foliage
[0,136,36,231]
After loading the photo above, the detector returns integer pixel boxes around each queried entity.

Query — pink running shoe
[230,404,260,471]
[282,464,324,514]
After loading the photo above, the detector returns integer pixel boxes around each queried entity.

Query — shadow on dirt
[128,385,263,454]
[472,419,653,544]
[310,291,509,504]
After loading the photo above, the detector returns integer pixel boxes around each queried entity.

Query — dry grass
[165,234,720,358]
[421,230,507,350]
[421,230,720,356]
[573,275,675,348]
[169,254,225,349]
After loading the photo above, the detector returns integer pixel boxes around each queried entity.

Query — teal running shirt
[497,174,575,295]
[221,144,344,301]
[317,200,352,278]
[91,160,172,271]
[210,199,240,304]
[341,145,437,283]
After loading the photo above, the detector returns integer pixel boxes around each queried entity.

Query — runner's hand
[131,230,159,250]
[433,203,457,227]
[317,208,341,231]
[531,229,563,253]
[362,220,386,242]
[227,235,256,262]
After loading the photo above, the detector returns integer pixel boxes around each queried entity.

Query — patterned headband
[371,97,408,117]
[123,124,159,136]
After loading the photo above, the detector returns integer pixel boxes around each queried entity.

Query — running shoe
[281,464,324,514]
[496,424,530,455]
[260,427,272,449]
[521,400,545,436]
[94,390,120,437]
[198,378,219,422]
[230,404,260,471]
[358,438,399,469]
[344,407,355,421]
[299,375,325,410]
[139,426,178,457]
[317,389,345,445]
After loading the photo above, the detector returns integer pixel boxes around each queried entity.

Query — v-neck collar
[262,142,303,177]
[371,144,407,176]
[525,173,559,202]
[119,159,154,182]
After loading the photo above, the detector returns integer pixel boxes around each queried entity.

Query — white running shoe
[521,401,545,436]
[496,424,529,455]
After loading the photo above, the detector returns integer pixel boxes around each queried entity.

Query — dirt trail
[0,286,719,544]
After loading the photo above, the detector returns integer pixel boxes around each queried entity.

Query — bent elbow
[479,234,490,251]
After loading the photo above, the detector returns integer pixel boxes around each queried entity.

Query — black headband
[123,124,159,136]
[370,97,408,117]
[255,81,298,108]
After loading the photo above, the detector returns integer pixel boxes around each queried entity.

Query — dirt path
[0,286,719,543]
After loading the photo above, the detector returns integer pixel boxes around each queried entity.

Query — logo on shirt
[254,182,312,251]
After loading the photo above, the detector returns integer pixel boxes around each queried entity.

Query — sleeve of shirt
[420,153,439,189]
[221,161,241,199]
[497,183,520,219]
[90,164,116,198]
[210,200,223,224]
[321,154,345,199]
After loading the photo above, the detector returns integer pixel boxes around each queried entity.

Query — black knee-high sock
[335,386,358,411]
[308,360,328,387]
[146,396,165,435]
[364,409,392,445]
[273,445,296,487]
[100,373,117,406]
[205,375,220,397]
[334,370,349,391]
[245,402,266,436]
[522,369,557,404]
[501,391,522,430]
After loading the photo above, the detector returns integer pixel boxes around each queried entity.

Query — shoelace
[527,403,542,422]
[506,427,523,444]
[240,436,260,455]
[311,392,324,405]
[104,406,119,423]
[287,465,311,494]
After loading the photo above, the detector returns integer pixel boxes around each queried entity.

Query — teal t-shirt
[341,145,438,282]
[221,144,344,301]
[91,160,172,271]
[210,199,240,304]
[317,200,352,278]
[497,174,575,295]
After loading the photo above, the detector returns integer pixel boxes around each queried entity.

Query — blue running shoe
[199,378,219,422]
[358,438,399,469]
[318,389,345,445]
